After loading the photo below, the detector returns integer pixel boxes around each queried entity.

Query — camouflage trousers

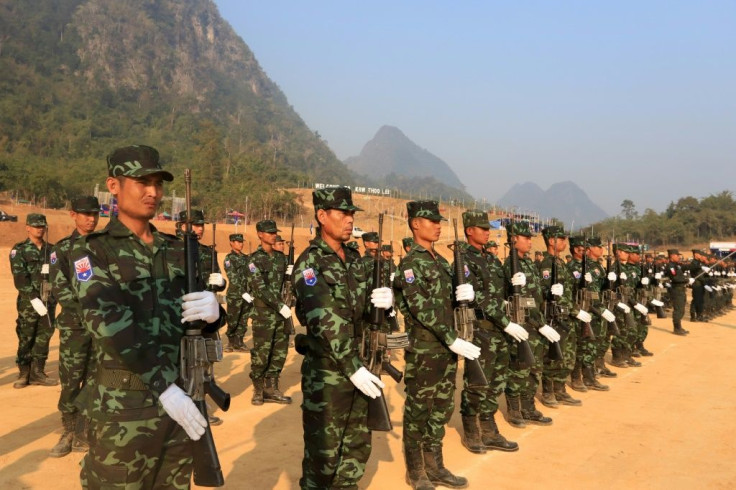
[635,311,649,344]
[57,326,95,414]
[576,318,599,368]
[225,297,251,339]
[592,316,612,361]
[543,321,577,383]
[505,329,545,399]
[460,323,509,417]
[250,309,289,380]
[611,308,637,351]
[15,298,56,365]
[300,354,371,489]
[81,412,192,489]
[403,343,457,451]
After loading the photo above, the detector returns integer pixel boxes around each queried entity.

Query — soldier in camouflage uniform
[246,219,292,405]
[665,248,690,336]
[72,145,223,488]
[456,210,520,455]
[619,245,648,366]
[502,222,560,428]
[292,187,392,489]
[628,247,654,357]
[49,196,100,458]
[609,244,637,367]
[223,233,251,352]
[402,237,413,255]
[9,213,58,388]
[484,240,502,267]
[394,200,480,490]
[584,237,619,379]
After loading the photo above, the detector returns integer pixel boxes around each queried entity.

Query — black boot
[224,336,236,353]
[520,396,553,425]
[625,348,642,367]
[423,446,468,489]
[263,377,291,404]
[505,395,526,428]
[251,378,264,405]
[30,360,58,386]
[553,380,582,406]
[610,348,629,368]
[583,366,609,391]
[72,414,90,452]
[636,341,653,356]
[405,447,434,490]
[235,337,249,352]
[460,415,485,454]
[13,364,31,389]
[570,363,588,392]
[479,413,518,452]
[540,377,559,408]
[49,413,76,458]
[596,357,617,378]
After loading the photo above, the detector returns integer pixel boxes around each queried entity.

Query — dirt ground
[1,202,735,489]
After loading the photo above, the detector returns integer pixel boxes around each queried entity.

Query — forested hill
[0,0,353,216]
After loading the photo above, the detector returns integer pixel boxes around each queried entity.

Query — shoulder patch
[50,251,57,265]
[542,269,551,280]
[224,259,231,269]
[74,256,94,282]
[404,269,415,284]
[10,249,16,258]
[464,264,470,278]
[249,262,257,273]
[573,270,581,279]
[302,268,317,286]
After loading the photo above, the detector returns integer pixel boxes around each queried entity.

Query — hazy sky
[214,1,735,216]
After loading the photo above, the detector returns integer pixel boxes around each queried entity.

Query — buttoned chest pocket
[115,257,154,311]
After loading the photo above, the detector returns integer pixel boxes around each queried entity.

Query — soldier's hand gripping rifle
[504,229,536,369]
[544,237,565,361]
[37,226,54,329]
[452,219,488,388]
[181,169,230,487]
[281,223,297,335]
[577,245,596,340]
[601,240,621,336]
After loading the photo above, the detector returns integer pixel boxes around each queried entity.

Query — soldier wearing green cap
[455,210,519,455]
[9,212,58,389]
[246,219,292,405]
[483,240,502,267]
[360,230,397,334]
[402,237,413,254]
[48,196,101,457]
[626,246,654,358]
[223,233,251,353]
[608,244,642,367]
[71,144,224,488]
[394,200,478,489]
[665,248,690,335]
[177,209,227,294]
[293,186,392,489]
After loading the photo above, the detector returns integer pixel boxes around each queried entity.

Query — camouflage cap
[587,236,603,247]
[26,213,47,227]
[256,219,280,233]
[178,209,205,224]
[313,187,362,212]
[362,231,379,243]
[462,209,489,229]
[485,240,499,248]
[505,221,533,237]
[407,200,446,221]
[71,196,100,213]
[229,233,244,242]
[627,245,642,254]
[346,240,359,250]
[534,251,544,256]
[107,145,174,182]
[569,235,586,248]
[381,243,393,252]
[275,234,285,242]
[402,237,413,249]
[667,248,680,256]
[542,225,567,239]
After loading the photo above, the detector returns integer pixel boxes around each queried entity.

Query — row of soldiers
[8,147,736,489]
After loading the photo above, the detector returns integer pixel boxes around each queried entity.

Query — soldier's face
[230,240,244,252]
[192,224,205,239]
[551,237,567,254]
[466,226,489,248]
[71,211,99,235]
[588,245,603,260]
[489,246,498,255]
[319,209,355,242]
[259,231,277,246]
[108,175,163,221]
[413,217,442,243]
[381,250,392,259]
[514,235,532,254]
[274,241,285,252]
[26,225,45,240]
[629,253,640,264]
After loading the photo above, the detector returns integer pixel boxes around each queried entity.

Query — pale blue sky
[214,1,735,216]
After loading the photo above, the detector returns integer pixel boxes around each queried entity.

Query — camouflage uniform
[223,234,250,348]
[9,213,58,387]
[293,187,372,490]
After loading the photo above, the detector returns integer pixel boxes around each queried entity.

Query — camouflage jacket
[394,242,456,348]
[293,237,368,377]
[456,241,510,331]
[224,250,248,299]
[247,246,287,313]
[538,252,577,316]
[10,238,55,302]
[361,253,396,291]
[199,242,226,292]
[568,257,605,313]
[50,230,84,328]
[503,254,546,329]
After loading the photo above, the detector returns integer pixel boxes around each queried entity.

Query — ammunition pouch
[294,333,322,356]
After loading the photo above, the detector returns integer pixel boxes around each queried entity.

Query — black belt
[97,367,147,391]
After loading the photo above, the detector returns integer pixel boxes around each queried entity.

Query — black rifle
[601,241,621,336]
[636,246,652,325]
[505,229,536,369]
[181,169,230,487]
[577,245,596,340]
[39,226,54,328]
[281,223,296,335]
[451,219,488,388]
[544,238,565,361]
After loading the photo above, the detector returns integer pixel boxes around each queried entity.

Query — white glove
[601,309,616,322]
[159,384,207,441]
[688,278,695,285]
[619,272,628,281]
[279,304,292,319]
[181,291,220,324]
[607,272,617,281]
[448,338,481,360]
[641,277,650,286]
[349,366,385,399]
[286,265,294,275]
[650,299,664,307]
[511,272,527,287]
[584,272,592,283]
[242,292,254,303]
[390,272,395,282]
[550,283,564,296]
[504,322,529,342]
[702,266,710,273]
[705,285,713,292]
[455,284,475,303]
[708,272,713,276]
[654,272,662,280]
[30,298,48,316]
[207,273,225,287]
[41,264,50,275]
[617,302,631,313]
[576,310,592,323]
[634,303,649,315]
[370,287,393,309]
[538,325,561,342]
